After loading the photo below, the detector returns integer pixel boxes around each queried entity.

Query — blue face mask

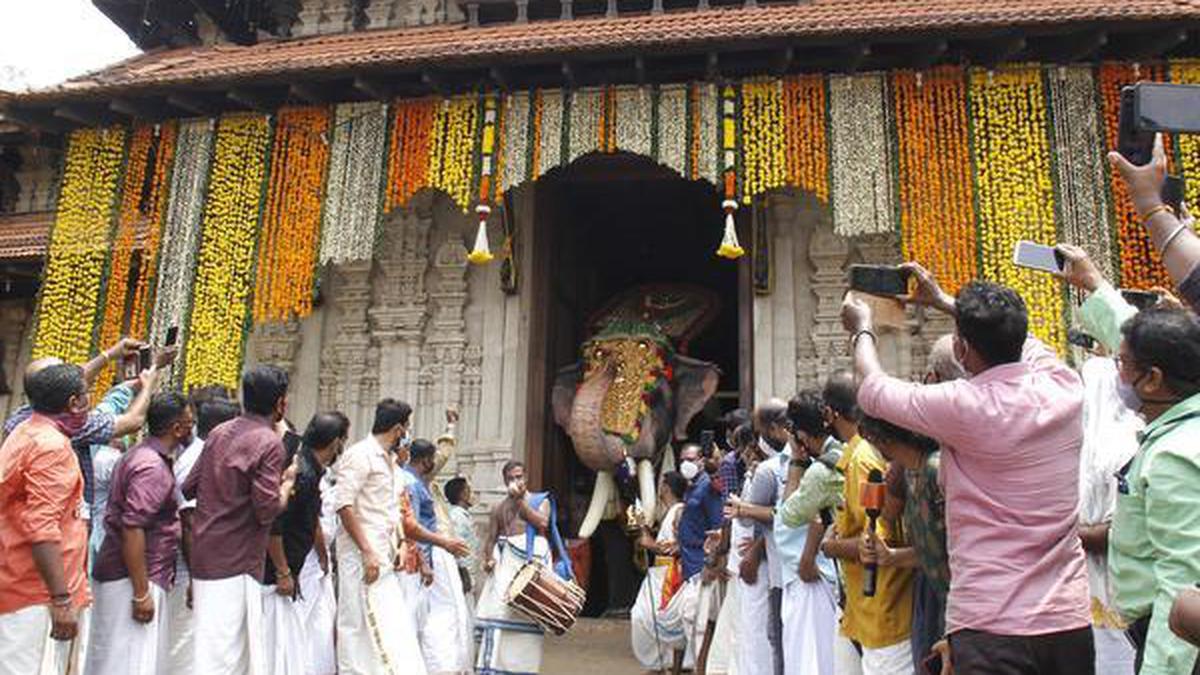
[1116,371,1145,413]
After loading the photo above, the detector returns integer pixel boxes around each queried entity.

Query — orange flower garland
[254,106,330,323]
[34,126,127,365]
[94,122,177,392]
[1099,63,1171,289]
[893,67,976,295]
[386,98,437,210]
[781,75,828,203]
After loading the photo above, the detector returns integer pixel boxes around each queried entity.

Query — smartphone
[1133,82,1200,134]
[1121,289,1160,311]
[1012,241,1064,274]
[122,354,139,381]
[1163,175,1185,215]
[922,651,943,675]
[1066,328,1097,350]
[165,325,179,347]
[138,345,152,372]
[1119,86,1156,166]
[848,264,908,297]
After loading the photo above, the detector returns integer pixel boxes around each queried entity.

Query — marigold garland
[969,65,1063,349]
[320,102,388,263]
[892,67,976,295]
[427,96,478,212]
[1170,60,1200,217]
[830,73,897,237]
[781,75,828,203]
[478,94,502,204]
[33,126,127,364]
[94,122,177,393]
[1099,62,1171,289]
[720,85,739,199]
[183,114,271,391]
[386,98,437,210]
[254,106,330,323]
[740,79,786,203]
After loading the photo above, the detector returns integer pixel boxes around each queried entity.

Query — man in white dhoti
[673,442,726,673]
[180,366,296,675]
[334,399,426,675]
[87,391,193,675]
[476,460,553,675]
[631,472,687,671]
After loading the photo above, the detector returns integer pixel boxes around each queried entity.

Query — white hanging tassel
[716,199,745,260]
[467,204,494,265]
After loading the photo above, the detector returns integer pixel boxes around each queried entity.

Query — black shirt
[264,451,324,594]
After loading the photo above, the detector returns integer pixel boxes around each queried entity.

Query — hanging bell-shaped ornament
[716,199,745,260]
[467,205,495,265]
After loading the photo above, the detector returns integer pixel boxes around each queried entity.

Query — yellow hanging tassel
[467,204,495,265]
[716,199,745,260]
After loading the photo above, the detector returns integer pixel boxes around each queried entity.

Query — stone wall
[0,300,34,420]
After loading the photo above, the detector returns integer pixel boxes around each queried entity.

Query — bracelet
[277,570,292,579]
[851,330,877,349]
[1161,221,1190,255]
[131,591,151,604]
[50,594,71,607]
[1141,203,1175,225]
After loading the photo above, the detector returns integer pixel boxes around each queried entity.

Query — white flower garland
[1047,65,1115,281]
[538,89,565,178]
[569,88,603,163]
[614,86,651,158]
[501,92,530,192]
[150,118,213,347]
[320,101,388,264]
[657,84,689,178]
[830,72,897,237]
[698,83,719,186]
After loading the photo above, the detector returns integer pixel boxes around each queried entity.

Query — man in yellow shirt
[819,371,914,674]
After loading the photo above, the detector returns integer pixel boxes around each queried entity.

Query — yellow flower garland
[34,126,127,365]
[1171,60,1200,214]
[740,79,786,202]
[183,114,271,390]
[429,96,478,211]
[969,66,1063,349]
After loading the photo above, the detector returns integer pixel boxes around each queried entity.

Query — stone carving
[417,236,470,431]
[806,224,851,384]
[318,260,375,432]
[370,206,433,402]
[0,303,30,400]
[251,320,302,376]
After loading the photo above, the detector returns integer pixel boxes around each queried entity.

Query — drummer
[475,461,552,674]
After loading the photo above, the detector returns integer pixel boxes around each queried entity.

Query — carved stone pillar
[852,233,910,376]
[318,0,350,34]
[418,238,470,440]
[370,207,432,403]
[16,146,56,213]
[293,0,324,36]
[0,303,30,406]
[319,260,375,433]
[365,0,393,28]
[807,225,851,384]
[251,320,302,377]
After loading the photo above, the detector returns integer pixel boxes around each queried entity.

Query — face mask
[51,408,88,437]
[757,436,781,457]
[679,460,700,481]
[400,430,412,448]
[1116,372,1143,412]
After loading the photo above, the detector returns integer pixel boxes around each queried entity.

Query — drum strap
[526,492,575,582]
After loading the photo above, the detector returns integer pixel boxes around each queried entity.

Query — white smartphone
[1012,240,1064,274]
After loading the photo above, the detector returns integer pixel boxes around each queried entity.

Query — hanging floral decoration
[1099,62,1171,289]
[33,126,127,364]
[428,96,478,211]
[892,67,976,295]
[781,74,828,203]
[614,86,652,159]
[969,65,1063,349]
[696,84,719,187]
[477,94,503,205]
[1170,60,1200,215]
[569,88,604,163]
[320,102,388,264]
[500,92,531,194]
[150,119,213,351]
[254,106,330,323]
[385,98,438,210]
[94,122,177,393]
[183,113,271,391]
[740,79,786,203]
[720,85,740,200]
[829,73,897,237]
[537,89,565,178]
[1047,65,1116,287]
[657,84,689,178]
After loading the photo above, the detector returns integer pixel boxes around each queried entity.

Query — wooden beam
[53,105,117,127]
[1042,30,1108,64]
[110,98,171,121]
[634,56,647,85]
[561,61,577,89]
[420,71,445,96]
[288,82,327,105]
[907,38,947,70]
[706,52,721,81]
[843,43,871,74]
[227,88,277,112]
[167,92,219,117]
[972,34,1027,67]
[353,76,392,101]
[0,109,70,134]
[774,46,794,76]
[1107,27,1189,60]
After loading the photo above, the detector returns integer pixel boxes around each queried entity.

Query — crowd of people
[3,132,1200,675]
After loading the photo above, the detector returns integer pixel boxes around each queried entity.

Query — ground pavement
[542,617,647,674]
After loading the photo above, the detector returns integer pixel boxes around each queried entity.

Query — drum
[504,561,586,635]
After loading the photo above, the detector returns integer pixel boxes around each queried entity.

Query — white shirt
[333,435,401,558]
[174,436,205,510]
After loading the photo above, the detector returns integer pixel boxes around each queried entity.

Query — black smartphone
[1119,86,1156,166]
[1121,289,1160,311]
[138,345,152,372]
[1133,82,1200,134]
[922,652,943,675]
[1012,241,1065,274]
[848,264,909,297]
[1163,175,1185,215]
[165,325,179,347]
[699,430,716,458]
[1066,328,1097,350]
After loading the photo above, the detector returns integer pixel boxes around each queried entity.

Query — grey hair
[928,334,966,382]
[754,398,789,426]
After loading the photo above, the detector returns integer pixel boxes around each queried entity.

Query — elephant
[552,287,722,539]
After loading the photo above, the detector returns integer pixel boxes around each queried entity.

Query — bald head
[927,334,966,383]
[753,398,789,429]
[25,357,64,378]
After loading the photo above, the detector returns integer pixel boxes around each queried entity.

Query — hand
[445,407,460,425]
[859,530,893,567]
[420,559,434,587]
[798,556,820,583]
[136,365,159,391]
[317,546,330,576]
[1109,133,1169,217]
[931,638,952,675]
[1151,286,1185,311]
[275,573,295,597]
[109,337,143,361]
[49,602,79,641]
[738,554,759,585]
[841,293,873,335]
[483,558,496,574]
[701,565,721,584]
[507,479,527,499]
[154,345,179,369]
[281,455,299,484]
[131,591,155,623]
[899,262,954,313]
[723,495,743,520]
[659,541,678,557]
[363,551,381,585]
[443,537,471,559]
[1055,244,1105,294]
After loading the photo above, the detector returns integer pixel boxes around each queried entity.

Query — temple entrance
[524,152,749,614]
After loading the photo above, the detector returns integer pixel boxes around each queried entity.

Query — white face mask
[757,436,781,458]
[679,460,700,481]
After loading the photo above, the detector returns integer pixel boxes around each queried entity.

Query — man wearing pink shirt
[841,266,1093,674]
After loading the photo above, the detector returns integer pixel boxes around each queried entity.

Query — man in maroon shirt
[86,391,192,675]
[181,366,296,675]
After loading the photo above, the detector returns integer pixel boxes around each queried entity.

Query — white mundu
[86,579,170,675]
[192,574,267,675]
[630,502,686,670]
[0,605,91,675]
[475,534,550,674]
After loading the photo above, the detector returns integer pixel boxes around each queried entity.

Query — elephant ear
[671,355,721,440]
[551,363,581,431]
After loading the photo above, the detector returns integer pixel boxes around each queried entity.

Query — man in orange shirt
[0,363,94,675]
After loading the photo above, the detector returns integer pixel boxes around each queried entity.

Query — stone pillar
[807,224,851,383]
[0,302,31,416]
[370,206,432,404]
[251,320,303,378]
[319,260,375,434]
[852,233,909,376]
[293,0,325,36]
[418,237,471,449]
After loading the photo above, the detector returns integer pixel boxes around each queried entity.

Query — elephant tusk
[637,459,657,525]
[578,471,615,539]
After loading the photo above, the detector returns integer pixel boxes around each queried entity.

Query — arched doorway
[523,151,752,614]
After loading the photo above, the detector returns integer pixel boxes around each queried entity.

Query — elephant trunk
[579,471,615,539]
[567,363,627,472]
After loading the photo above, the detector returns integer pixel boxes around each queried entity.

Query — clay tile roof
[15,0,1200,103]
[0,211,52,260]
